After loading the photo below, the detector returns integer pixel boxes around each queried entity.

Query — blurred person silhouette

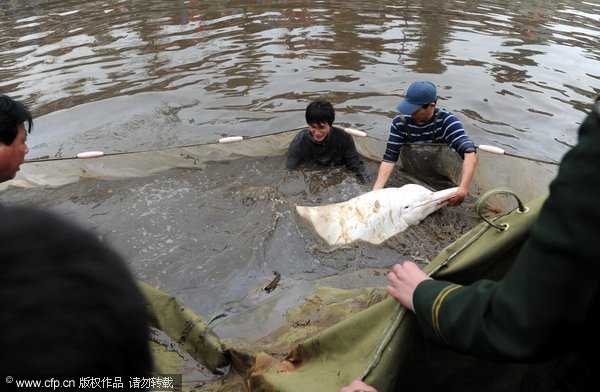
[286,99,370,184]
[0,205,153,375]
[0,94,32,183]
[372,81,477,205]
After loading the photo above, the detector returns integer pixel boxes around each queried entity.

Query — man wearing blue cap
[383,98,600,392]
[372,81,477,206]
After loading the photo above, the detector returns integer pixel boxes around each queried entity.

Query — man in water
[372,81,477,205]
[286,99,370,183]
[0,94,31,183]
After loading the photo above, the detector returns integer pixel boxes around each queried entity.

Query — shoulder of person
[393,114,408,122]
[291,128,310,142]
[299,127,311,136]
[439,108,463,118]
[436,109,463,124]
[330,126,351,139]
[391,114,409,126]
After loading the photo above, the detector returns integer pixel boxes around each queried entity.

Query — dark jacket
[412,102,600,391]
[285,126,369,183]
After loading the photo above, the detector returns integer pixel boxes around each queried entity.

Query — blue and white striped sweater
[383,108,476,163]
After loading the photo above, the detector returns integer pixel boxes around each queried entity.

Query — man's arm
[372,161,395,190]
[373,117,405,190]
[341,133,370,184]
[438,151,477,206]
[285,153,300,170]
[285,131,306,170]
[395,110,600,362]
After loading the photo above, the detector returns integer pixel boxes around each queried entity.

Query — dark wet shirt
[285,126,370,183]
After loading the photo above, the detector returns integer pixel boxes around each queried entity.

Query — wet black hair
[0,94,33,146]
[305,99,335,126]
[0,206,152,375]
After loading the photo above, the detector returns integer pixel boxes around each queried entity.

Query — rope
[477,145,558,165]
[23,126,306,164]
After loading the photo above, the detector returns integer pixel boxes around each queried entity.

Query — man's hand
[442,151,477,206]
[372,161,395,191]
[386,262,431,311]
[437,188,467,206]
[340,379,377,392]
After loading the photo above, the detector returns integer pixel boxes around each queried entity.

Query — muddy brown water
[0,156,480,338]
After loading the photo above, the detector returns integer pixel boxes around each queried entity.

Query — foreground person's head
[0,95,32,182]
[0,206,153,375]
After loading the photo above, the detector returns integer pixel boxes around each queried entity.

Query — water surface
[1,0,598,161]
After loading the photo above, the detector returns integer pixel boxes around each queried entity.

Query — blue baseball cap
[396,81,437,114]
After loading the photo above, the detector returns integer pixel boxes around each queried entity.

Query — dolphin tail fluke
[295,205,316,222]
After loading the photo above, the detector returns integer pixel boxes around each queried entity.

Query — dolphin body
[296,184,458,245]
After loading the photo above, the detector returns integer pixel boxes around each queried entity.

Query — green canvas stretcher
[4,125,559,391]
[142,190,546,391]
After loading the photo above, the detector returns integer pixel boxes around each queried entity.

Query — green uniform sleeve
[412,110,600,362]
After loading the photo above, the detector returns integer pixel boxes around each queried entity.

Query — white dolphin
[296,184,458,245]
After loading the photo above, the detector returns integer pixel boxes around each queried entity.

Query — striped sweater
[382,108,476,163]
